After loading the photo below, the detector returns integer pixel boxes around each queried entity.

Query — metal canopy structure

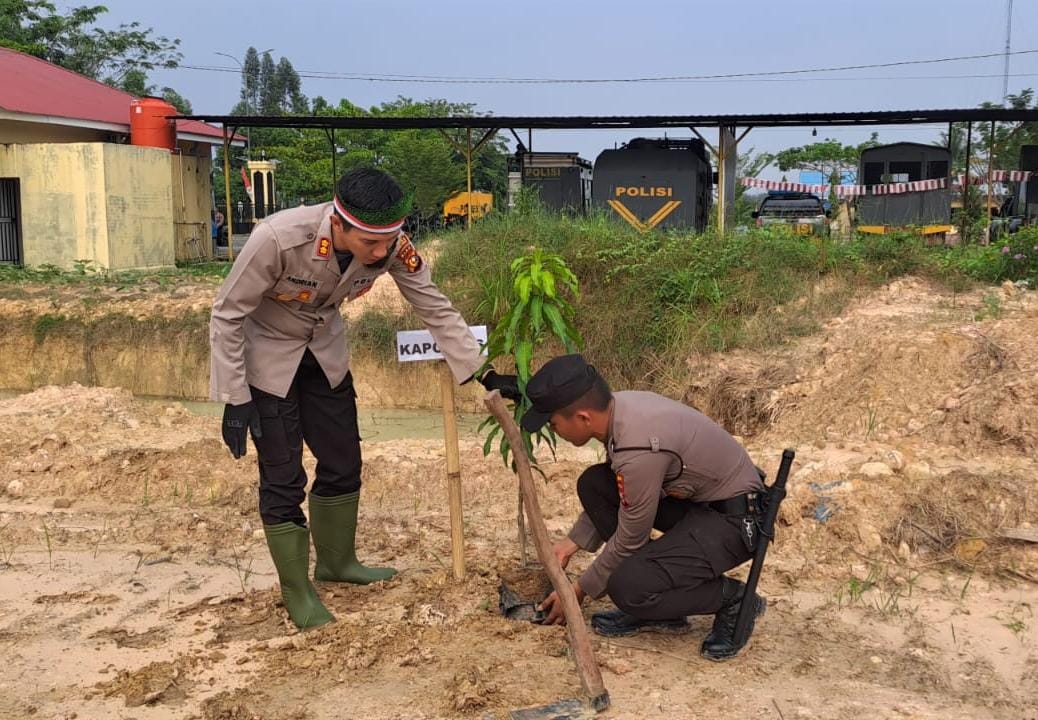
[185,107,1038,244]
[185,107,1038,130]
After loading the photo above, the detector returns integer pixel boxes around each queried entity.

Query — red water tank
[129,97,177,151]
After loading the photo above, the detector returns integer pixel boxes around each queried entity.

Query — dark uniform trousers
[577,464,755,620]
[249,349,362,526]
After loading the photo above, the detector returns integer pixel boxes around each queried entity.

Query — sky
[78,0,1038,181]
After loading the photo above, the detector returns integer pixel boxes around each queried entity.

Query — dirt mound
[677,276,1038,458]
[672,278,1038,585]
[0,383,249,509]
[681,278,1038,456]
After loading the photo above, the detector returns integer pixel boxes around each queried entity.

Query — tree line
[3,2,1037,226]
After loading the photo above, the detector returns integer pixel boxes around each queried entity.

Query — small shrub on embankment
[0,260,230,288]
[433,209,1030,389]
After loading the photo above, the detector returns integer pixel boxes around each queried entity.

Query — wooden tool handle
[484,391,609,711]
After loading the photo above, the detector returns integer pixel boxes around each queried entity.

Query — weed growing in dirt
[834,564,909,617]
[959,571,974,600]
[996,602,1033,639]
[0,524,15,566]
[861,403,880,440]
[975,293,1003,321]
[92,520,107,560]
[231,546,255,593]
[41,521,54,570]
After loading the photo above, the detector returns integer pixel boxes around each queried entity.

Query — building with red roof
[0,47,244,268]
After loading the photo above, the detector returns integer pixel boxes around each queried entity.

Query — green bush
[433,208,1035,388]
[931,227,1038,286]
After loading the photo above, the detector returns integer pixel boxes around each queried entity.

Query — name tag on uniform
[272,275,322,304]
[348,276,377,301]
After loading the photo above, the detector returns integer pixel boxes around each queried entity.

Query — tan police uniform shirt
[209,202,484,405]
[567,391,764,599]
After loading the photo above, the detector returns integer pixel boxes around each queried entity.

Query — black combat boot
[700,576,766,661]
[591,609,690,637]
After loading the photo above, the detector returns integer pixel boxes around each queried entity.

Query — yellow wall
[0,143,110,267]
[102,144,176,270]
[0,142,177,270]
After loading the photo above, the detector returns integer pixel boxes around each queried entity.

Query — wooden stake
[485,390,609,711]
[440,363,465,580]
[518,489,528,566]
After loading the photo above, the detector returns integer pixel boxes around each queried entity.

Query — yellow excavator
[442,190,493,226]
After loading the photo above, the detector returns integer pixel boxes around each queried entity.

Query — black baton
[733,448,795,647]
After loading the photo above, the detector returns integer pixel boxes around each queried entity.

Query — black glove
[221,401,262,459]
[480,370,521,401]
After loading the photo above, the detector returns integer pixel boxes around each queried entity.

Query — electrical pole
[1003,0,1014,105]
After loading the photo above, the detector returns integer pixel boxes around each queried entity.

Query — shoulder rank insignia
[314,236,332,260]
[395,234,423,273]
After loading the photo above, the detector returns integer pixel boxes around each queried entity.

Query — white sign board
[397,325,488,362]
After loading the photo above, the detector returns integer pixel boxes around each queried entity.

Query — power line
[179,48,1038,85]
[179,64,1038,86]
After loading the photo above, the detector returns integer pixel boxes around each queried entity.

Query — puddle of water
[0,389,484,441]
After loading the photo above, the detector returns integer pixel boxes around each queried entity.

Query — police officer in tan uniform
[527,355,766,660]
[210,168,519,629]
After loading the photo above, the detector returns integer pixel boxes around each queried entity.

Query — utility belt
[703,491,769,554]
[706,491,767,517]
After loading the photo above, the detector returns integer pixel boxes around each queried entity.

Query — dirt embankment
[0,277,1036,719]
[0,262,489,410]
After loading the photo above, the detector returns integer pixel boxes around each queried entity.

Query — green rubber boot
[263,522,334,630]
[309,491,397,584]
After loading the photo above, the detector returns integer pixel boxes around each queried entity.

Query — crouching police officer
[210,167,519,630]
[528,355,766,660]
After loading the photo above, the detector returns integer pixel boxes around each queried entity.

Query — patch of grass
[0,260,230,288]
[33,313,70,344]
[348,308,418,362]
[434,209,994,388]
[834,564,907,616]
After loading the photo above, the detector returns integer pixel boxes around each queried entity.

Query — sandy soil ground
[1,277,1037,720]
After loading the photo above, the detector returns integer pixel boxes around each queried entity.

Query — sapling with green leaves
[477,249,582,562]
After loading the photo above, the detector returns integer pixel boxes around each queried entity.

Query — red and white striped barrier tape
[954,170,1033,185]
[742,171,1033,196]
[740,176,948,196]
